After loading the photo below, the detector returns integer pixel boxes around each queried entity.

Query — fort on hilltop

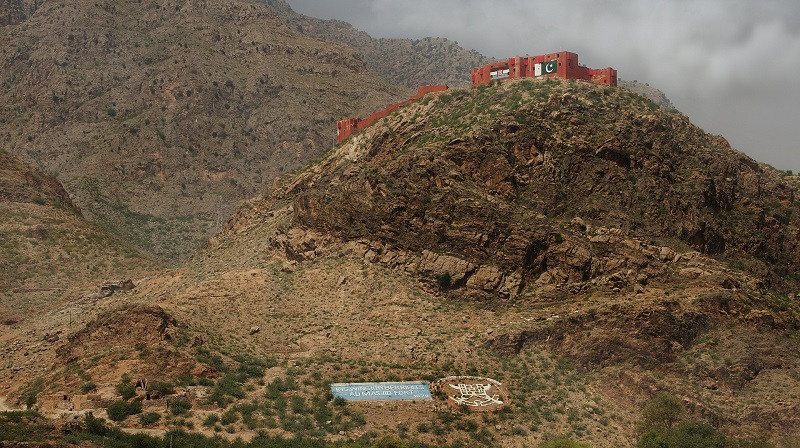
[472,51,617,87]
[337,51,617,143]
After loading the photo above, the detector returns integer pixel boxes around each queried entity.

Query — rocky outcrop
[618,79,676,111]
[260,80,799,294]
[57,305,177,363]
[0,149,74,209]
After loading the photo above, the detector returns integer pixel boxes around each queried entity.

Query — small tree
[640,392,685,432]
[84,413,110,436]
[107,400,132,422]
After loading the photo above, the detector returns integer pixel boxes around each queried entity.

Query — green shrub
[215,374,246,398]
[202,413,219,428]
[149,381,175,395]
[265,377,293,399]
[81,382,97,394]
[106,400,141,422]
[116,375,136,400]
[640,392,684,432]
[24,378,45,409]
[220,409,238,425]
[435,272,452,290]
[169,398,192,416]
[373,435,407,448]
[289,396,306,413]
[84,412,110,436]
[139,412,160,426]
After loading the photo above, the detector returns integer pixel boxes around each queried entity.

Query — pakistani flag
[535,60,558,76]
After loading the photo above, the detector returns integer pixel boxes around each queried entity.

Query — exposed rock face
[195,77,800,439]
[57,305,177,363]
[238,80,798,298]
[0,149,74,208]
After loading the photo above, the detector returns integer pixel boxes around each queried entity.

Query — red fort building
[337,51,617,143]
[472,51,617,87]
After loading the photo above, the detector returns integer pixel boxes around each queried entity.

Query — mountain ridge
[0,0,410,261]
[257,0,490,88]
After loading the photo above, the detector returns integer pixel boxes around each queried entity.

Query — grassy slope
[0,149,159,324]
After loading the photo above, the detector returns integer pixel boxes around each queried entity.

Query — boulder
[418,250,475,284]
[466,265,503,291]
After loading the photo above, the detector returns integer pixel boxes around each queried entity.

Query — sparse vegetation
[537,438,592,448]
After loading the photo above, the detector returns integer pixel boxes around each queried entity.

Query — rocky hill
[786,173,800,191]
[258,0,490,87]
[0,149,158,325]
[0,0,409,261]
[2,79,798,448]
[618,79,676,110]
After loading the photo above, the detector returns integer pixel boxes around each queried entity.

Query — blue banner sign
[331,382,432,401]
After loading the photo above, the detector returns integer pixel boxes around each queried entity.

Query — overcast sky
[287,0,799,172]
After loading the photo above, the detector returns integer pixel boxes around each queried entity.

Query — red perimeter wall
[471,51,617,87]
[338,51,616,143]
[337,85,448,143]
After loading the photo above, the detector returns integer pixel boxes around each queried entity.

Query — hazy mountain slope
[258,0,490,87]
[3,80,798,447]
[259,0,680,113]
[0,149,158,325]
[0,0,40,26]
[0,0,409,261]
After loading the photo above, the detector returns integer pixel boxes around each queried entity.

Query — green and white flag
[535,60,558,76]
